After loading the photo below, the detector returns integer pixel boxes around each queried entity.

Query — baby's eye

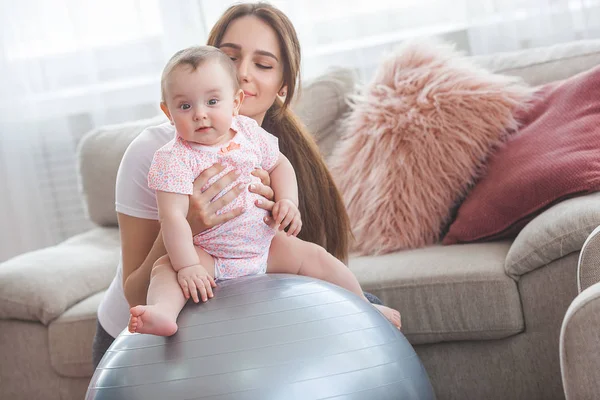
[208,99,218,106]
[180,103,191,110]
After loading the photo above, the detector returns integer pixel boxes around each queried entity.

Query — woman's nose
[237,58,251,82]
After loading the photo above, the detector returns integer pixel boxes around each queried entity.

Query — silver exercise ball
[87,274,435,400]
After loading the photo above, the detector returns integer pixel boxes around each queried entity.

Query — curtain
[1,0,599,261]
[267,0,600,80]
[465,0,600,54]
[0,0,209,261]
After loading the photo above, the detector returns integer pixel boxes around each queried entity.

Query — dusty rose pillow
[329,40,532,255]
[443,66,600,245]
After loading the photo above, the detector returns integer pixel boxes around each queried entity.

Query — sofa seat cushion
[48,291,104,377]
[0,227,120,325]
[350,241,524,345]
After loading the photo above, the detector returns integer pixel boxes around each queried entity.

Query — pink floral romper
[148,115,279,280]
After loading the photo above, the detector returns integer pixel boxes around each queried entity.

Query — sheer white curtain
[200,0,600,80]
[2,0,599,261]
[0,0,210,261]
[465,0,600,54]
[261,0,600,81]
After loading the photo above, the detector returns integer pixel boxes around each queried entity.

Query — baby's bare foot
[128,305,178,336]
[374,304,402,330]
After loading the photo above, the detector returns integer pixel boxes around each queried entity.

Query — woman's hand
[250,168,277,228]
[187,164,246,235]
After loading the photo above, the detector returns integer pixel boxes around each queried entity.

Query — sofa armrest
[504,192,600,279]
[0,227,120,325]
[577,225,600,293]
[560,281,600,399]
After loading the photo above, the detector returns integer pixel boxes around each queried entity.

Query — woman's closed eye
[225,53,272,70]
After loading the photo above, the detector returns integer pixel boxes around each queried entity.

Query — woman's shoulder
[116,122,176,217]
[125,121,176,159]
[118,121,175,181]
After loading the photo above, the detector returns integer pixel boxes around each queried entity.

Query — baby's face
[163,61,241,146]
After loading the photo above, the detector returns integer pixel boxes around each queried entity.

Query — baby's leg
[267,233,365,297]
[267,233,401,329]
[128,247,215,336]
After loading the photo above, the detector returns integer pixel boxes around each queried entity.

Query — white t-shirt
[97,121,175,338]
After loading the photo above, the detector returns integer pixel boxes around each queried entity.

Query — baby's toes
[128,318,138,333]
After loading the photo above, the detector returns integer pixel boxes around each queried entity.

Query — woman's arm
[157,191,199,271]
[120,213,164,308]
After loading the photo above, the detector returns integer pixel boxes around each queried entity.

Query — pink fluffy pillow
[330,40,532,255]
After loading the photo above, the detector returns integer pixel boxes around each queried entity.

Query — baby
[128,46,401,336]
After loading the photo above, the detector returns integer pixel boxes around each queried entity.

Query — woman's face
[219,15,285,125]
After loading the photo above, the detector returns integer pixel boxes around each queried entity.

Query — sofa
[560,225,600,400]
[2,39,600,400]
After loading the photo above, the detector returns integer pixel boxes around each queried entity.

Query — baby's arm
[156,190,199,271]
[268,153,302,236]
[269,152,298,205]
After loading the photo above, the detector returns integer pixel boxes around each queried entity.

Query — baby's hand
[272,199,302,236]
[177,264,216,303]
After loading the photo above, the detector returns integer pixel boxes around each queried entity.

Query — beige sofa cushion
[472,39,600,85]
[78,115,167,227]
[0,227,119,325]
[505,192,600,279]
[292,67,356,161]
[350,241,524,345]
[49,291,104,377]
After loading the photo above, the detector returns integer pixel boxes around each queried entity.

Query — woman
[92,2,385,368]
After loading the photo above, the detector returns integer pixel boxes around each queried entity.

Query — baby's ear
[160,102,174,124]
[233,89,244,116]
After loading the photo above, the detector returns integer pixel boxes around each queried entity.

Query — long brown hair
[207,3,351,263]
